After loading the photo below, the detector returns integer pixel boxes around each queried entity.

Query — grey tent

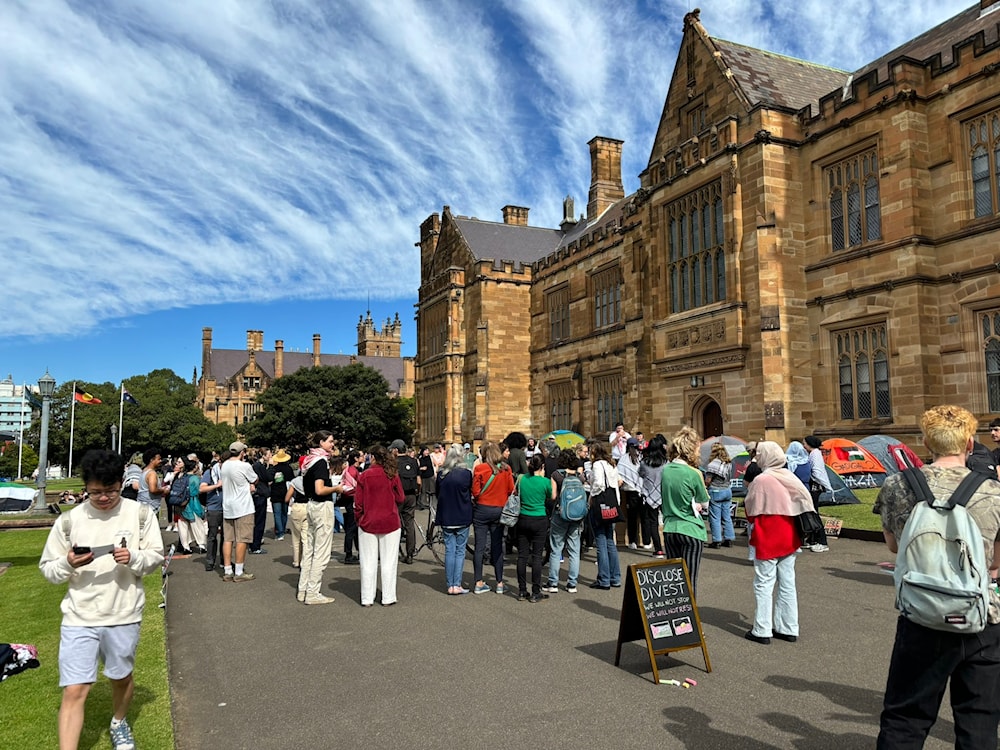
[859,435,924,476]
[817,466,860,506]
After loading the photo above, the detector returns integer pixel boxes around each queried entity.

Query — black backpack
[397,456,419,494]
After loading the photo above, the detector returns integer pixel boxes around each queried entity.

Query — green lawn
[0,529,173,750]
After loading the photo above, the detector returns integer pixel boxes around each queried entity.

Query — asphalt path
[162,530,967,750]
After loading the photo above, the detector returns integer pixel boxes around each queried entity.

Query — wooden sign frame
[614,558,711,683]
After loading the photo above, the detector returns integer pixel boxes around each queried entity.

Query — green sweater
[660,461,708,541]
[518,474,550,517]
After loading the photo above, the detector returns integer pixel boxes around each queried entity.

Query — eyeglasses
[85,487,120,500]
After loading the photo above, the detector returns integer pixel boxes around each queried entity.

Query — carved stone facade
[415,4,1000,448]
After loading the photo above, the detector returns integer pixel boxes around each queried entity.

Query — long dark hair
[307,430,333,449]
[642,434,668,468]
[368,444,397,479]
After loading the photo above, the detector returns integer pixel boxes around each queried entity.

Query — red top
[747,514,801,561]
[472,464,515,508]
[355,466,404,534]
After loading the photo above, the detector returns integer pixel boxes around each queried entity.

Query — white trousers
[358,528,401,606]
[178,515,207,551]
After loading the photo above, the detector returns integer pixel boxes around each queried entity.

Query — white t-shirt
[221,459,258,519]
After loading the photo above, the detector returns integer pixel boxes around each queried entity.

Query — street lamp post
[35,370,56,511]
[110,423,118,452]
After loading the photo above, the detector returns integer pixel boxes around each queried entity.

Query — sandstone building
[414,2,1000,448]
[197,312,414,428]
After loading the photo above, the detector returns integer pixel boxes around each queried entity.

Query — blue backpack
[559,471,588,522]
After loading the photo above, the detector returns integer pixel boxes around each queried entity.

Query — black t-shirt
[397,456,419,494]
[418,455,434,479]
[268,461,294,502]
[303,460,332,501]
[967,441,998,478]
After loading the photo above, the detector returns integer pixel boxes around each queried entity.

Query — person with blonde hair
[874,405,1000,748]
[743,441,813,645]
[470,441,515,594]
[705,442,735,549]
[660,427,709,597]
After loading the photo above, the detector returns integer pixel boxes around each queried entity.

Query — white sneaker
[642,543,654,551]
[542,584,559,594]
[810,544,829,553]
[628,542,637,550]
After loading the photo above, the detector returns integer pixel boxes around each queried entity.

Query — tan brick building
[414,3,1000,448]
[197,313,414,429]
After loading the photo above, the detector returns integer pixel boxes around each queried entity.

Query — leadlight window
[423,301,448,357]
[827,148,881,250]
[981,310,1000,412]
[423,384,446,439]
[667,181,726,313]
[836,323,891,420]
[968,110,1000,218]
[547,286,570,343]
[549,381,573,432]
[594,372,624,434]
[592,265,622,330]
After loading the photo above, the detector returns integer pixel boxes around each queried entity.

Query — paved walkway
[163,533,962,750]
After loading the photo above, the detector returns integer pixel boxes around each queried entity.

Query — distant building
[196,312,415,428]
[0,376,35,440]
[415,3,1000,447]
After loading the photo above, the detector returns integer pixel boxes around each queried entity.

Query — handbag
[500,476,521,527]
[796,510,824,545]
[590,463,622,524]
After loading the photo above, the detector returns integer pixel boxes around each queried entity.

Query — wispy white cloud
[0,0,976,339]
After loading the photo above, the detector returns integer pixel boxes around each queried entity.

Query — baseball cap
[626,437,639,448]
[388,439,407,452]
[463,442,471,450]
[229,441,248,453]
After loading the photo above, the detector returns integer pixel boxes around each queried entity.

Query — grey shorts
[59,623,141,687]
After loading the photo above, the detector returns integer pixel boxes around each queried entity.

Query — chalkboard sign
[614,559,711,682]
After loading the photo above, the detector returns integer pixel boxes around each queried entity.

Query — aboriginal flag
[74,386,102,404]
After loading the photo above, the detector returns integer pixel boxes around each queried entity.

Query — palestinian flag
[74,386,102,404]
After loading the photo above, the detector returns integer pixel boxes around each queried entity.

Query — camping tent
[858,435,924,475]
[820,438,888,489]
[816,466,861,506]
[699,435,746,468]
[728,453,753,497]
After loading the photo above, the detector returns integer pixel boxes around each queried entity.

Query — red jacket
[472,464,515,508]
[355,466,404,534]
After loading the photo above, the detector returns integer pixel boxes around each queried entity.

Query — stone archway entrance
[699,399,723,438]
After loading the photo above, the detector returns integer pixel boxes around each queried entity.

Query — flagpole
[17,383,25,479]
[118,384,125,455]
[68,381,77,478]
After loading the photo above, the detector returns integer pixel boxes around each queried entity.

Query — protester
[268,448,294,541]
[285,474,307,569]
[390,440,420,564]
[638,434,667,558]
[544,450,586,593]
[874,405,1000,747]
[618,437,646,549]
[176,457,207,554]
[39,450,164,750]
[220,441,258,583]
[471,441,515,594]
[588,440,622,590]
[435,444,473,595]
[199,453,225,572]
[802,436,831,552]
[297,431,339,604]
[660,427,709,598]
[249,448,272,555]
[704,442,735,549]
[339,450,364,564]
[137,449,166,515]
[355,444,405,607]
[743,441,813,645]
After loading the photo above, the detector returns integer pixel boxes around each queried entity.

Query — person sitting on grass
[39,449,164,750]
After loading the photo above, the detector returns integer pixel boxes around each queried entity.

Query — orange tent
[820,438,888,488]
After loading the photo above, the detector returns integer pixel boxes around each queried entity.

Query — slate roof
[712,38,849,112]
[855,4,1000,82]
[208,350,408,389]
[453,217,563,267]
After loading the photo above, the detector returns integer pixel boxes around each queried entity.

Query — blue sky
[1,0,974,390]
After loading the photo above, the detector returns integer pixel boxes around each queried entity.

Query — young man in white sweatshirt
[40,449,164,750]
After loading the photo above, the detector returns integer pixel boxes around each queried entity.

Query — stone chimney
[275,339,284,378]
[501,205,530,226]
[560,195,577,231]
[312,334,321,367]
[246,330,263,352]
[587,136,625,220]
[202,327,213,380]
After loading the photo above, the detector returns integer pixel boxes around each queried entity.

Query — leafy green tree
[32,369,236,472]
[243,363,411,449]
[0,442,38,480]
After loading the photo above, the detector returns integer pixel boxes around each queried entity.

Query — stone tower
[357,311,403,357]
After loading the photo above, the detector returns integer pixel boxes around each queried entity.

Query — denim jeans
[472,504,504,584]
[443,525,470,588]
[593,521,620,586]
[751,553,798,637]
[708,487,734,543]
[271,501,288,537]
[547,514,582,587]
[878,618,1000,749]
